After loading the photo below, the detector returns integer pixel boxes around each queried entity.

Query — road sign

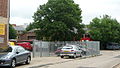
[0,24,5,35]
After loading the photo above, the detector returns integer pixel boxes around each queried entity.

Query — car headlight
[0,56,11,60]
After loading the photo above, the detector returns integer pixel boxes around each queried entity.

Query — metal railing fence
[32,41,100,58]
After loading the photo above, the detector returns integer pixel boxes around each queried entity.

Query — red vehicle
[16,42,33,51]
[80,34,92,41]
[55,47,63,56]
[80,37,92,41]
[17,40,33,44]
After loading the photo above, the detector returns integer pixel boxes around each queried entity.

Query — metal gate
[32,41,100,58]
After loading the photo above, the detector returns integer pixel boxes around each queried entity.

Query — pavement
[16,50,120,68]
[16,57,75,68]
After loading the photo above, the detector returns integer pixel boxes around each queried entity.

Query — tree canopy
[26,23,35,31]
[31,0,84,41]
[88,15,120,49]
[9,24,17,39]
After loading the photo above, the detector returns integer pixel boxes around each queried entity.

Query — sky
[10,0,120,25]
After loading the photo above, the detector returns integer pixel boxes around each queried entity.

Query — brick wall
[0,0,8,49]
[0,0,8,18]
[18,32,36,40]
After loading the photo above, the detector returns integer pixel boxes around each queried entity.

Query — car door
[19,47,28,61]
[15,47,27,63]
[15,47,23,63]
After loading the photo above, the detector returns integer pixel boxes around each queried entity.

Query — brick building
[0,0,9,49]
[19,30,36,40]
[0,0,8,18]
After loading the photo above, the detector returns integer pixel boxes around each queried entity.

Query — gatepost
[0,0,9,50]
[0,17,8,50]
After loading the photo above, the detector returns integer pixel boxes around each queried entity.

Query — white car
[60,45,82,58]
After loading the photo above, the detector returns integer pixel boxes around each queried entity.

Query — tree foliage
[9,24,17,39]
[32,0,84,41]
[26,23,35,31]
[88,15,120,48]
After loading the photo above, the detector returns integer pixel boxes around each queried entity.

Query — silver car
[0,46,31,68]
[60,44,82,58]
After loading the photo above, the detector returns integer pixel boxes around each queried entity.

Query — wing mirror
[78,48,81,50]
[16,52,19,54]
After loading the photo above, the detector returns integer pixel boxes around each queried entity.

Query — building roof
[14,26,25,31]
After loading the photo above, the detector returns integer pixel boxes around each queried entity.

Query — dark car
[55,47,62,56]
[106,42,120,50]
[78,45,87,55]
[0,46,31,68]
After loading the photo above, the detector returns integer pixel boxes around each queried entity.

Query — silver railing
[32,41,100,58]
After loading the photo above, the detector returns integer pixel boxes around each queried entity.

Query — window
[17,47,25,53]
[62,46,73,49]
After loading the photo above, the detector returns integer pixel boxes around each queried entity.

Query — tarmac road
[16,50,120,68]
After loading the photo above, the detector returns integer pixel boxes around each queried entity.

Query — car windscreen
[62,46,73,49]
[0,47,12,52]
[57,47,62,49]
[79,46,83,48]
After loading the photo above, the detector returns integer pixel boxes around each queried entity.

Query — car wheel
[72,54,76,58]
[10,59,16,68]
[61,56,64,58]
[80,54,82,57]
[69,56,72,58]
[25,57,31,64]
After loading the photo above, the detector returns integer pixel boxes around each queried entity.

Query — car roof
[63,45,77,48]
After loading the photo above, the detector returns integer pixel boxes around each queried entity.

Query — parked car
[17,40,33,44]
[78,45,87,55]
[60,44,82,58]
[0,46,31,68]
[16,42,33,51]
[106,42,120,50]
[9,42,15,46]
[55,47,63,56]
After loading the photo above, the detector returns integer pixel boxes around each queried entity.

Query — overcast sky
[10,0,120,25]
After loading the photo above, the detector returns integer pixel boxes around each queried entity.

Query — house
[12,24,36,40]
[19,30,36,40]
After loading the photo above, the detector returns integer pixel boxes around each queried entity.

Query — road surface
[16,50,120,68]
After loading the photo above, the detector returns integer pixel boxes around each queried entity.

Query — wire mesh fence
[32,41,100,58]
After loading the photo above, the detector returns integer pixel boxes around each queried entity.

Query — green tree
[9,24,17,39]
[26,23,35,31]
[88,15,120,49]
[32,0,84,41]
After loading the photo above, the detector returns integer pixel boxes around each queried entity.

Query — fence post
[40,41,42,57]
[32,40,35,58]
